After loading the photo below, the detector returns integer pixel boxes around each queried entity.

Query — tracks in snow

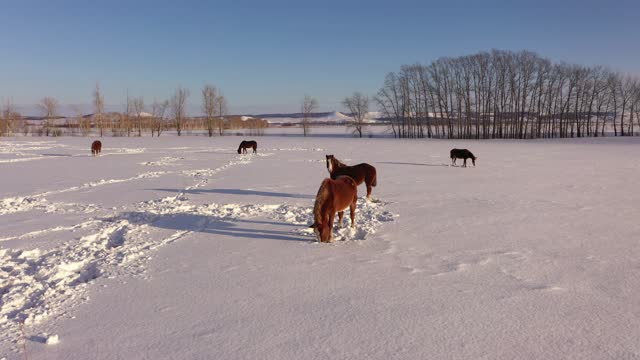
[1,150,394,350]
[0,171,170,216]
[0,154,253,348]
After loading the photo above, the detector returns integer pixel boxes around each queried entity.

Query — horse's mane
[331,156,347,168]
[313,178,330,224]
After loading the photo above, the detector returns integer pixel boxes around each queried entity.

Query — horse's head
[325,155,334,172]
[237,148,242,154]
[309,222,332,243]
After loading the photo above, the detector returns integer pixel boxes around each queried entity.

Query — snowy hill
[254,111,384,125]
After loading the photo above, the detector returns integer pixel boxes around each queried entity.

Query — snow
[1,132,640,359]
[45,334,59,345]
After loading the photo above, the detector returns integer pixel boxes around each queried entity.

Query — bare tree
[1,100,19,136]
[38,97,59,136]
[342,92,369,138]
[93,83,104,137]
[301,95,317,137]
[0,106,4,136]
[216,94,227,135]
[124,91,133,136]
[151,99,169,137]
[171,86,189,136]
[202,85,218,137]
[132,96,145,136]
[66,105,81,136]
[79,113,92,136]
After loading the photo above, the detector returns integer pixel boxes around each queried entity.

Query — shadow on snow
[152,188,313,199]
[378,161,449,167]
[119,212,308,242]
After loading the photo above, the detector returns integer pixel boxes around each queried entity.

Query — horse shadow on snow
[151,188,313,199]
[118,211,307,242]
[378,161,449,167]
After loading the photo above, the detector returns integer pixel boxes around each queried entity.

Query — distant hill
[248,111,384,125]
[12,105,386,126]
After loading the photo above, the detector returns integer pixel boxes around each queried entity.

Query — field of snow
[1,133,640,359]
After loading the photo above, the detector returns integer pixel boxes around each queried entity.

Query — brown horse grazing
[450,148,477,167]
[325,155,377,200]
[91,140,102,156]
[309,176,358,243]
[237,140,257,154]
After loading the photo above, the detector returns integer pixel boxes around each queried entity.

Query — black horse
[237,140,258,154]
[450,148,477,167]
[326,155,377,200]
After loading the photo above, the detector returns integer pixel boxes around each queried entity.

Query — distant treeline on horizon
[2,49,639,139]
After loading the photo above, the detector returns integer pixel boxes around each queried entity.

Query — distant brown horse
[309,175,358,243]
[325,155,377,200]
[237,140,257,154]
[91,140,102,156]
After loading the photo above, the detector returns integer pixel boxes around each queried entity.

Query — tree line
[376,50,640,139]
[0,84,271,137]
[4,50,639,140]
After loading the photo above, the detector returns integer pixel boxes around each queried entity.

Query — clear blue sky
[1,0,639,114]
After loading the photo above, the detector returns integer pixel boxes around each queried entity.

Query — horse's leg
[463,158,467,167]
[337,211,344,227]
[328,211,336,242]
[349,200,356,228]
[366,181,372,201]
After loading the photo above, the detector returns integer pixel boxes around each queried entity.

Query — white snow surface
[1,133,640,359]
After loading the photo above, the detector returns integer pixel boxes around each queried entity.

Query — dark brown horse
[450,148,477,167]
[91,140,102,156]
[325,155,377,200]
[237,140,258,154]
[309,175,358,243]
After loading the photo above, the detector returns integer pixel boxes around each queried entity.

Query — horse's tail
[369,166,377,187]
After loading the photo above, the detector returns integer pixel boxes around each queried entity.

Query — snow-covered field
[1,133,640,359]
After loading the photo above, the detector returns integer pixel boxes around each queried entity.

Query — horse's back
[332,163,374,185]
[335,175,357,189]
[240,140,257,148]
[451,148,471,158]
[333,176,358,207]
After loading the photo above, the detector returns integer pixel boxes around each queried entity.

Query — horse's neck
[332,159,346,169]
[314,180,330,222]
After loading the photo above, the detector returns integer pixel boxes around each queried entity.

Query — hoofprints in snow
[1,132,640,359]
